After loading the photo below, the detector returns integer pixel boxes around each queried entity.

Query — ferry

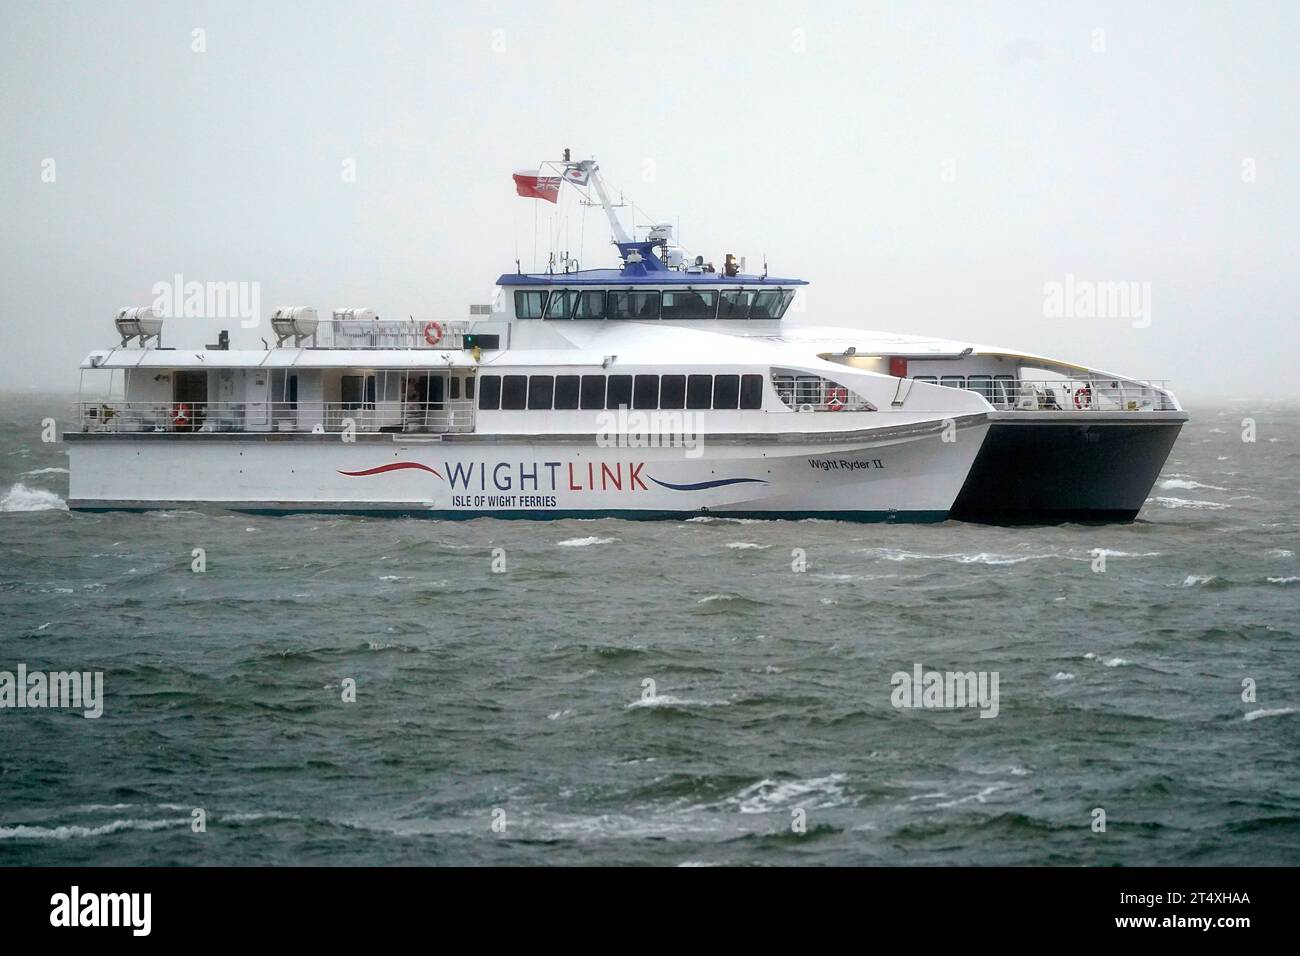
[65,159,994,521]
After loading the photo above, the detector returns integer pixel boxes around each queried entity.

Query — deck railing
[76,400,476,435]
[918,377,1176,412]
[315,320,469,350]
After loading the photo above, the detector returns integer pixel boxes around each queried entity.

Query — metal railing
[939,378,1176,412]
[76,400,476,435]
[315,320,470,350]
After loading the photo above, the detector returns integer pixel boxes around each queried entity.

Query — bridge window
[606,374,633,408]
[554,375,580,409]
[528,375,554,410]
[717,291,753,319]
[478,375,501,410]
[713,374,740,409]
[660,374,686,409]
[450,377,460,400]
[751,290,785,319]
[514,290,547,320]
[573,290,607,319]
[501,375,528,409]
[608,291,660,320]
[686,374,712,409]
[633,374,659,409]
[740,374,764,409]
[545,291,577,319]
[661,290,717,320]
[580,374,606,409]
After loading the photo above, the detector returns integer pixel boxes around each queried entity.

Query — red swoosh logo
[338,461,444,480]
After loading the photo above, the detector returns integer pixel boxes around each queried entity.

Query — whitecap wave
[0,817,188,840]
[0,482,67,512]
[1158,478,1226,491]
[20,467,69,477]
[1149,496,1229,510]
[1182,574,1216,587]
[625,693,731,710]
[1244,707,1298,722]
[725,542,769,550]
[557,536,616,547]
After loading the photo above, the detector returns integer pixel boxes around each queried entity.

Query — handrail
[76,400,476,434]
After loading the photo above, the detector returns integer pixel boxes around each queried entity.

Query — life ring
[171,402,190,427]
[423,321,443,346]
[1073,386,1093,410]
[825,386,848,411]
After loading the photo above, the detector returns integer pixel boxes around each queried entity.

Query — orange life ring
[423,321,443,346]
[825,385,848,410]
[171,402,190,427]
[1073,386,1093,410]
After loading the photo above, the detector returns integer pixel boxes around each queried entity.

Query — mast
[584,164,631,245]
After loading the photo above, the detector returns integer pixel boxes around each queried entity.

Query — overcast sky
[2,0,1296,400]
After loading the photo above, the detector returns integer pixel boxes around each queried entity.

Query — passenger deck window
[608,291,660,320]
[501,375,528,409]
[573,290,607,319]
[478,375,501,410]
[554,375,580,409]
[465,376,475,400]
[773,375,795,406]
[633,374,659,409]
[912,376,938,385]
[514,291,547,320]
[544,291,576,320]
[939,376,966,390]
[580,374,606,409]
[686,374,713,409]
[717,291,753,319]
[713,374,740,409]
[528,375,554,410]
[966,375,993,401]
[606,375,632,408]
[661,290,717,320]
[994,375,1018,406]
[739,374,764,409]
[659,374,686,409]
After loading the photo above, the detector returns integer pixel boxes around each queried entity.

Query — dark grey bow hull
[950,411,1187,524]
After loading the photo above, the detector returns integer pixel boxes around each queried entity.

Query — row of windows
[478,373,766,411]
[514,288,795,321]
[914,374,1019,404]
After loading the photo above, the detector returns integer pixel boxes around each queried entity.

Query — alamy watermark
[1,665,103,718]
[596,408,704,458]
[1043,274,1151,328]
[151,273,260,329]
[891,664,999,718]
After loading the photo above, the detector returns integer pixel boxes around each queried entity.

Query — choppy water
[1,392,1297,865]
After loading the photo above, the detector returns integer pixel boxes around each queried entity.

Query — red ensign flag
[513,170,561,203]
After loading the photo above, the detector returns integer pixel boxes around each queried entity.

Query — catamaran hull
[66,418,989,522]
[950,413,1186,523]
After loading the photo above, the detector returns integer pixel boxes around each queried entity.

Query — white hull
[66,417,989,521]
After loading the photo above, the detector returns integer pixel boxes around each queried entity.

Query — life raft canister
[423,321,443,346]
[1073,386,1093,410]
[826,385,849,410]
[171,402,190,427]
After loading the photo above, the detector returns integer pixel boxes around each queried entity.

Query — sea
[1,392,1296,865]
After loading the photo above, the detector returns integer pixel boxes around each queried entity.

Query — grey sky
[2,0,1296,400]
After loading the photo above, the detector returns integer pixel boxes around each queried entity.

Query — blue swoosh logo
[648,476,769,492]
